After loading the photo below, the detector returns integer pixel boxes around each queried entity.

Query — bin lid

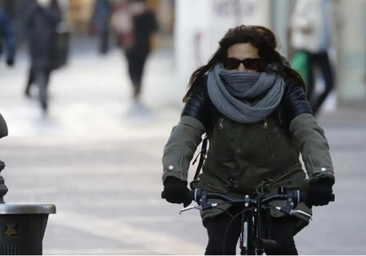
[0,203,56,214]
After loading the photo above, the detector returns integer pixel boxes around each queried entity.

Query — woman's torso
[197,99,303,196]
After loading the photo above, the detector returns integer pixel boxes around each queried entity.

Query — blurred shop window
[67,0,94,33]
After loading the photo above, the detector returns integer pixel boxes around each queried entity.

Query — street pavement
[0,44,365,255]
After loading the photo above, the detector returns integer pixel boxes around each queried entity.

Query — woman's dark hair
[183,25,306,102]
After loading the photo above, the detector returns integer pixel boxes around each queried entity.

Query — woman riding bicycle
[161,25,335,255]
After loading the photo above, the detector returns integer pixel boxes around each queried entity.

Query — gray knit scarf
[207,63,285,124]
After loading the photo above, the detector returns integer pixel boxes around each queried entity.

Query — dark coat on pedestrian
[24,1,62,71]
[91,0,112,34]
[130,9,158,55]
[0,4,16,63]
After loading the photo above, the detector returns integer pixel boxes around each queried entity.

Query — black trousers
[26,67,51,92]
[204,206,298,255]
[99,28,110,55]
[124,49,149,99]
[25,67,52,110]
[305,50,334,116]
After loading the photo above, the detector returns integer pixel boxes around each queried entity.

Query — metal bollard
[0,114,56,255]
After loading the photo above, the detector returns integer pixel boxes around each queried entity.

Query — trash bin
[0,204,56,255]
[0,113,57,255]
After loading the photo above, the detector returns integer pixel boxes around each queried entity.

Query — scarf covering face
[207,62,285,124]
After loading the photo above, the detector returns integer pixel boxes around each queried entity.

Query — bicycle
[163,187,335,255]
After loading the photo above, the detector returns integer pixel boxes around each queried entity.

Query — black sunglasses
[224,57,265,71]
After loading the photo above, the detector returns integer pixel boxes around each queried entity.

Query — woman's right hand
[162,177,191,207]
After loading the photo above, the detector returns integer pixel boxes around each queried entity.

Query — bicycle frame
[239,196,273,255]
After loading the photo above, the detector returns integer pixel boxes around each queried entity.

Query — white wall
[336,0,366,102]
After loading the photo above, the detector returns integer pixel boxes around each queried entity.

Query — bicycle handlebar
[187,188,308,206]
[162,187,335,250]
[161,187,335,217]
[161,188,334,205]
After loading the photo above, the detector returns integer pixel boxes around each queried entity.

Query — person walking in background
[23,0,62,113]
[290,0,340,116]
[90,0,112,55]
[112,0,158,107]
[0,0,16,68]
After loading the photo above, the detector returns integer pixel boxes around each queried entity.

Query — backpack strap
[192,135,209,181]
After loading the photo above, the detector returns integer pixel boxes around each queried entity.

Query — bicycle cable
[210,205,235,219]
[222,206,275,255]
[222,207,255,255]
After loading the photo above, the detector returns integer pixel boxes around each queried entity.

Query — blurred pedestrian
[23,0,62,113]
[289,0,340,116]
[112,0,158,105]
[0,0,16,68]
[90,0,113,55]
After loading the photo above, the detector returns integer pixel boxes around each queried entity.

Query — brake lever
[179,205,201,214]
[274,206,312,221]
[290,209,313,221]
[179,202,219,214]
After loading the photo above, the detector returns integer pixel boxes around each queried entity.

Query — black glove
[6,58,14,67]
[163,177,191,207]
[306,176,334,207]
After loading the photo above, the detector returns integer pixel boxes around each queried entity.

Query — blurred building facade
[4,0,365,110]
[4,0,175,46]
[66,0,174,34]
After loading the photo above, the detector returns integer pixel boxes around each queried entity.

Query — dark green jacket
[162,76,334,232]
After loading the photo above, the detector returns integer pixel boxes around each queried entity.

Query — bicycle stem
[256,194,263,241]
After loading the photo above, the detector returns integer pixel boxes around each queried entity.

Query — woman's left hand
[306,176,335,207]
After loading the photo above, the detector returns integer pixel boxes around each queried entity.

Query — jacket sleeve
[162,81,210,182]
[284,78,335,180]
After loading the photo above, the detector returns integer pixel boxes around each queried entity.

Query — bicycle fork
[240,211,255,255]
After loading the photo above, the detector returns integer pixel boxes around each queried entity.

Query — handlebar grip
[161,190,195,201]
[187,190,195,201]
[298,191,335,204]
[299,191,307,203]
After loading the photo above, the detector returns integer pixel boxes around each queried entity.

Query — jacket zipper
[218,118,224,129]
[263,119,275,160]
[278,111,283,126]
